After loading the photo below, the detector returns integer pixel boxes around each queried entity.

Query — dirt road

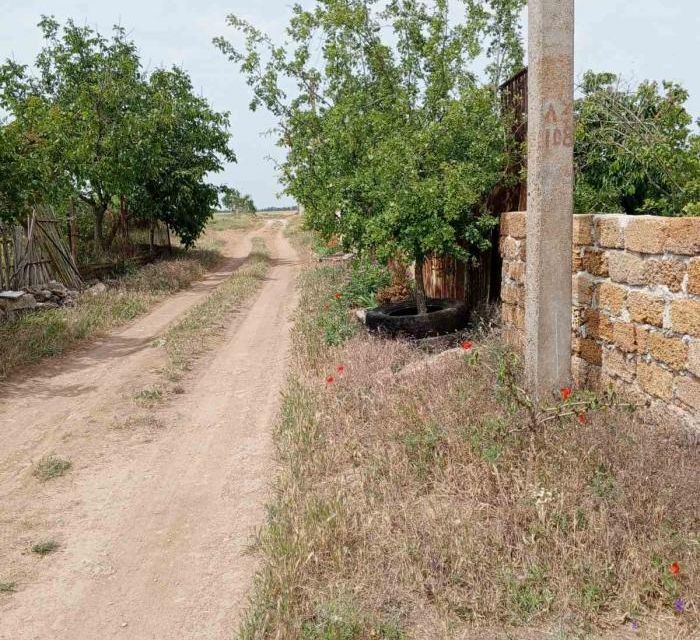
[0,221,299,639]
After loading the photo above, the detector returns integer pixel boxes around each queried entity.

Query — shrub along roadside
[0,247,221,381]
[238,254,699,638]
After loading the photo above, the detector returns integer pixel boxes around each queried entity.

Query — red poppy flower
[560,387,572,401]
[460,340,473,351]
[670,562,681,576]
[335,292,342,300]
[326,375,335,385]
[337,365,345,374]
[577,413,586,425]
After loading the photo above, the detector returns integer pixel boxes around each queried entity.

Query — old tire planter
[365,298,469,338]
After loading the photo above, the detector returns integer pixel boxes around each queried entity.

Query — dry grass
[207,212,261,232]
[161,238,271,381]
[238,257,699,640]
[0,249,221,381]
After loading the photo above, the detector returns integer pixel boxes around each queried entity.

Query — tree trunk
[120,195,130,253]
[414,255,428,315]
[149,222,155,255]
[94,205,106,249]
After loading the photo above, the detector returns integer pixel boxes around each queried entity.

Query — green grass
[134,387,164,403]
[31,540,59,556]
[0,249,222,381]
[300,600,405,640]
[341,258,391,308]
[32,455,72,482]
[0,582,17,593]
[161,238,271,380]
[292,265,358,372]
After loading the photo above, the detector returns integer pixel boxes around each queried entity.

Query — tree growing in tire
[216,0,524,314]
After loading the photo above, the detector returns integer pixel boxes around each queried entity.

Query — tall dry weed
[240,244,699,640]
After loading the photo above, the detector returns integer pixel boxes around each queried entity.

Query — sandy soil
[0,221,299,639]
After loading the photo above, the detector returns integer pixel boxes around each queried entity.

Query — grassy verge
[160,238,271,381]
[0,248,222,381]
[239,252,699,639]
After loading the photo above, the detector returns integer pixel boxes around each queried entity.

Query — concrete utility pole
[525,0,575,400]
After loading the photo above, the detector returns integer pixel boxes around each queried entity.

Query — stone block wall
[500,212,699,427]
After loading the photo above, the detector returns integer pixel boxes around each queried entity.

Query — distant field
[213,209,299,218]
[207,212,261,232]
[257,208,299,217]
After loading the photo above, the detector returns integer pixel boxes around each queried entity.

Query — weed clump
[33,456,72,482]
[134,388,163,403]
[31,540,59,556]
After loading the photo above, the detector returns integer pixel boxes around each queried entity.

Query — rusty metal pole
[525,0,575,400]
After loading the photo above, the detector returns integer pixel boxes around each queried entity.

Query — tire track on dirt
[0,220,299,639]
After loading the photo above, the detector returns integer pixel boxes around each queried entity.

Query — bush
[341,258,391,308]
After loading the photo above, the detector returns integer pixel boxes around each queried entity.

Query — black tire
[365,298,469,338]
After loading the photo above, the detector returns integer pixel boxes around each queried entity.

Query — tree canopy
[216,0,525,312]
[575,71,700,217]
[0,17,234,249]
[221,187,256,213]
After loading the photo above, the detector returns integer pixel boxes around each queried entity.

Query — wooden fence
[422,68,528,307]
[0,210,82,290]
[499,66,528,212]
[0,225,19,290]
[0,208,174,291]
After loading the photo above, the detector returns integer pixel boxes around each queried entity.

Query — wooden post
[69,200,78,263]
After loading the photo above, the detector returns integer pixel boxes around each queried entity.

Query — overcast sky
[1,1,698,207]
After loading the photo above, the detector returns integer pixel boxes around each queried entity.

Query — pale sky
[1,1,698,207]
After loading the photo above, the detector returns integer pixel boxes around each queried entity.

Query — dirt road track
[0,221,299,639]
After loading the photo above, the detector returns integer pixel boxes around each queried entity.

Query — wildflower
[337,365,345,374]
[577,413,586,425]
[669,562,681,576]
[673,597,686,614]
[326,375,335,385]
[335,292,342,300]
[560,387,572,401]
[630,620,640,631]
[460,340,473,351]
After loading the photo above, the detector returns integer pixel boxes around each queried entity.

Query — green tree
[575,71,700,216]
[129,67,235,248]
[0,64,74,223]
[1,18,234,249]
[0,17,146,246]
[0,121,31,222]
[221,187,256,213]
[217,0,524,313]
